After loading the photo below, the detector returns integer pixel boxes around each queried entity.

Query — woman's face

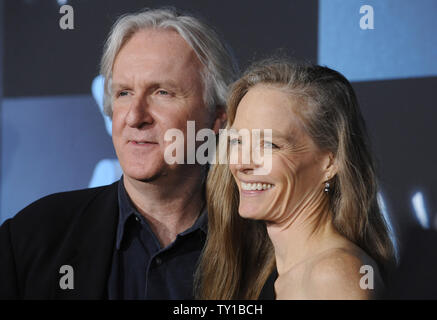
[229,85,332,224]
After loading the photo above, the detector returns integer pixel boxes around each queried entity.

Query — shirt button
[155,257,162,266]
[135,216,140,222]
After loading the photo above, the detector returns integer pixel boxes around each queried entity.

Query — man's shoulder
[0,182,120,299]
[6,182,119,238]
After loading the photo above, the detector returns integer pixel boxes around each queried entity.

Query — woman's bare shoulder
[305,246,380,299]
[278,245,381,300]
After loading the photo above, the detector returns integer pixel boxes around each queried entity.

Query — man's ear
[324,152,338,180]
[212,105,227,134]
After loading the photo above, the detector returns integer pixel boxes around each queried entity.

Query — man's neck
[123,171,205,248]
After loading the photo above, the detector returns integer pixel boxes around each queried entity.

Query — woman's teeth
[241,182,273,191]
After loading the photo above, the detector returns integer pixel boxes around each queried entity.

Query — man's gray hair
[100,7,239,118]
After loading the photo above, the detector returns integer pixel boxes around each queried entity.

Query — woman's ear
[324,152,338,180]
[212,105,227,134]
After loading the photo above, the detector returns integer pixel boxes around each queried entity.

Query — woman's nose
[231,144,271,176]
[234,161,256,174]
[232,146,259,171]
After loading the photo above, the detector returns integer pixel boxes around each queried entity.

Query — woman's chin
[238,205,265,220]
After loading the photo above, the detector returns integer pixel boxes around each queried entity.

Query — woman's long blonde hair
[195,59,395,299]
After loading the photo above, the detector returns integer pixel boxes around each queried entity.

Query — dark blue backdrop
[1,0,436,252]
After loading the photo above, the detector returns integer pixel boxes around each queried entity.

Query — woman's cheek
[262,155,298,223]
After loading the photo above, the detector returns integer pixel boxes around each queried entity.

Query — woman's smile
[239,181,275,197]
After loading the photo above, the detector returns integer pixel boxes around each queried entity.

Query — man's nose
[125,96,154,128]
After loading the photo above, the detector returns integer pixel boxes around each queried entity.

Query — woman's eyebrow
[228,127,287,136]
[268,129,290,141]
[227,127,293,142]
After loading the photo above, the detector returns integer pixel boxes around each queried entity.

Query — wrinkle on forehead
[112,29,204,88]
[233,85,319,155]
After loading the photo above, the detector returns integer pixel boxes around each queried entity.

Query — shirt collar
[116,177,138,250]
[116,177,207,250]
[180,203,208,236]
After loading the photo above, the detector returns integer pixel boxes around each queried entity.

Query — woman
[196,59,395,299]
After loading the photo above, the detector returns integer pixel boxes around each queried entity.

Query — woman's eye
[229,138,241,146]
[263,141,278,149]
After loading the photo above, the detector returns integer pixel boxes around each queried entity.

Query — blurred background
[1,0,436,254]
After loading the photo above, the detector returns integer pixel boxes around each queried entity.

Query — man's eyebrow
[111,82,129,90]
[111,80,181,91]
[158,79,180,88]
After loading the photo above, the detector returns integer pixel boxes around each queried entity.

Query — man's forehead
[116,28,198,63]
[112,28,202,78]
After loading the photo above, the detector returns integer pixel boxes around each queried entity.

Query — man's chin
[138,172,166,183]
[124,168,167,183]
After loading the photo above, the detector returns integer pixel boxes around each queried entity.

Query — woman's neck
[266,193,338,276]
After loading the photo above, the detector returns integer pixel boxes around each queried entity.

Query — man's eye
[118,91,129,97]
[157,90,169,95]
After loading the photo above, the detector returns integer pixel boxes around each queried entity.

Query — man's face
[111,29,211,183]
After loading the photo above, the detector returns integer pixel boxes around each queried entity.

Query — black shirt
[107,178,207,299]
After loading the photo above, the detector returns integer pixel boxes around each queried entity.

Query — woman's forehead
[233,86,307,137]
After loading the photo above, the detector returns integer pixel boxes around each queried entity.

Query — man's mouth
[128,140,159,147]
[129,140,158,145]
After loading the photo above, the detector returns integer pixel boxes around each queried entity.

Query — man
[0,8,237,299]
